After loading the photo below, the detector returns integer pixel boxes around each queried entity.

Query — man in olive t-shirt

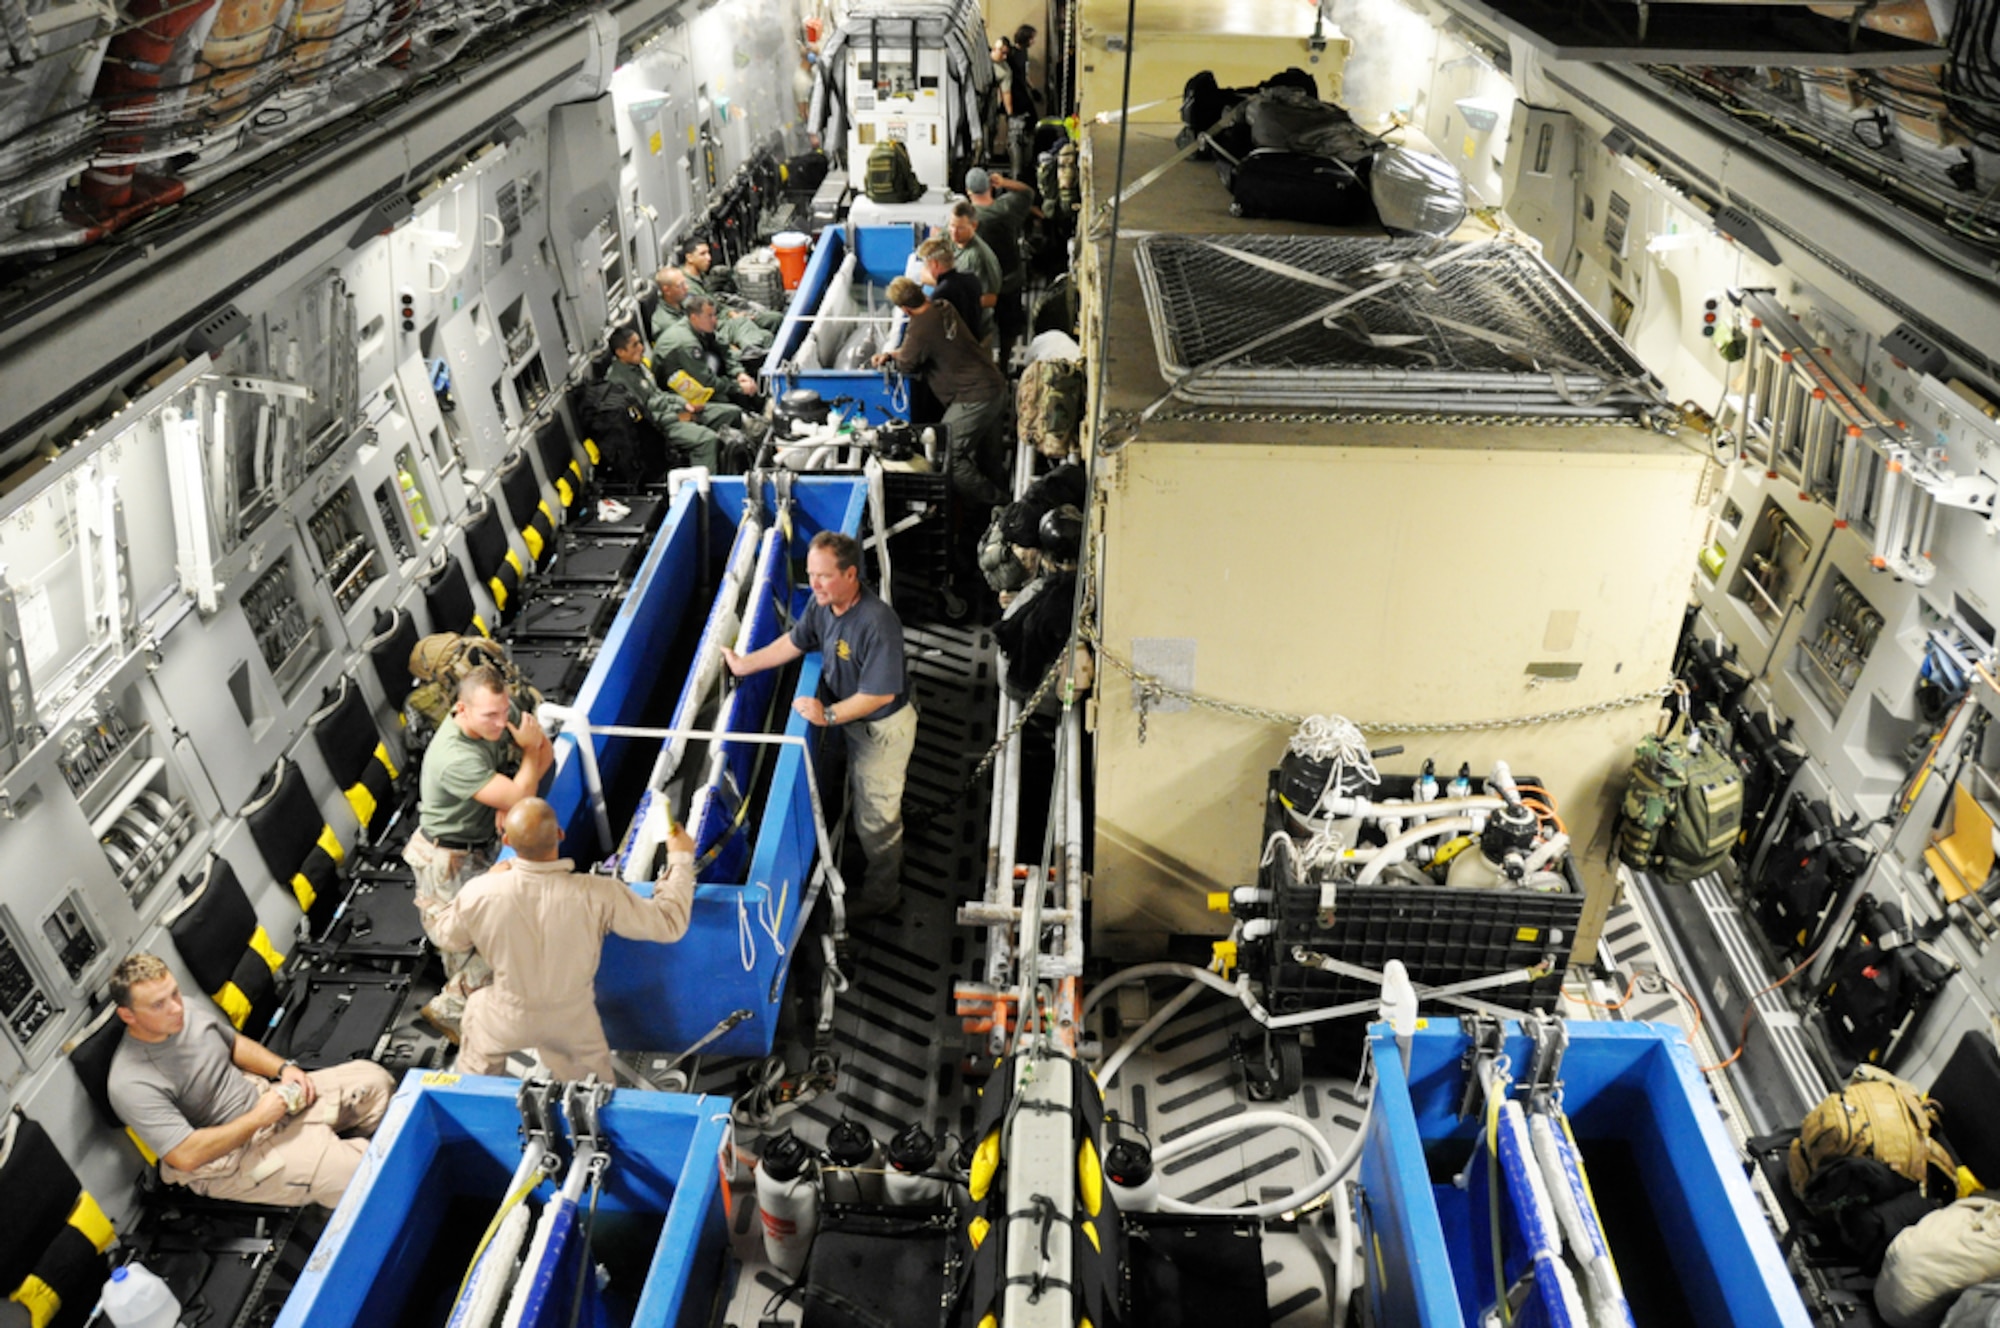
[405,664,553,1039]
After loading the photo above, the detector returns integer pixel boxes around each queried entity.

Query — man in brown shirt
[874,276,1009,509]
[427,798,697,1081]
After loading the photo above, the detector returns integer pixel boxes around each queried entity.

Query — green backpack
[1618,714,1744,883]
[864,139,922,203]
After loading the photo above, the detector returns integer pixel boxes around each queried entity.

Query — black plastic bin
[1249,771,1583,1014]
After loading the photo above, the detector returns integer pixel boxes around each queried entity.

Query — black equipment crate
[879,463,950,623]
[503,587,620,644]
[507,641,597,703]
[1253,771,1583,1013]
[542,531,643,586]
[572,491,666,539]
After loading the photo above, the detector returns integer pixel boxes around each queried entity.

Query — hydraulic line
[1097,977,1204,1087]
[1152,1105,1371,1219]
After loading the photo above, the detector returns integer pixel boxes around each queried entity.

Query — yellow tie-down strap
[523,523,545,562]
[375,742,399,780]
[583,438,601,465]
[488,576,509,611]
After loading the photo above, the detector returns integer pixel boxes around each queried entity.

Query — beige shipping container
[1076,123,1712,965]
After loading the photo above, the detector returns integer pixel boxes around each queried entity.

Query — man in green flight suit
[653,296,760,417]
[603,324,730,472]
[677,237,781,352]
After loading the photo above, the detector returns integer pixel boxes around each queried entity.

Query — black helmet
[1038,504,1083,562]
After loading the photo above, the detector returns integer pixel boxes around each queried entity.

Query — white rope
[758,890,787,957]
[1288,713,1378,780]
[736,895,756,971]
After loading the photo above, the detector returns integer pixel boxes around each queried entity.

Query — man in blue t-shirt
[723,531,917,915]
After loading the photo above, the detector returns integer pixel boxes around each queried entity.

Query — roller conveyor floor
[716,623,998,1324]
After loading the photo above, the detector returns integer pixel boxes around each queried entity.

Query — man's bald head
[502,797,562,860]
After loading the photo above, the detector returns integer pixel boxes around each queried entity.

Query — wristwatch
[826,704,839,725]
[280,1059,299,1075]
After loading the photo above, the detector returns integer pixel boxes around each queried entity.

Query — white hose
[1081,962,1241,1021]
[1321,794,1504,821]
[1522,833,1569,874]
[1098,978,1204,1087]
[1353,817,1479,886]
[1153,1102,1372,1219]
[1331,1178,1358,1326]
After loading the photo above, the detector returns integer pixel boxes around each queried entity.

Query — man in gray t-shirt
[106,952,396,1207]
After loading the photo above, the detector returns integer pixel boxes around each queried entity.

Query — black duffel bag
[1226,148,1376,227]
[1178,67,1319,160]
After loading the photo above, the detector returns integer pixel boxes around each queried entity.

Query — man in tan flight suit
[426,798,698,1081]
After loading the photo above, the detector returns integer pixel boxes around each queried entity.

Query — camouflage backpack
[864,139,922,204]
[1617,713,1744,883]
[1017,357,1085,458]
[406,633,544,731]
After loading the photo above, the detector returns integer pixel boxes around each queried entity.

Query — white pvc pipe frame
[536,711,852,942]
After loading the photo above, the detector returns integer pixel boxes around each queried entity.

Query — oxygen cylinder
[755,1130,820,1276]
[823,1117,884,1205]
[1104,1137,1159,1213]
[883,1123,948,1206]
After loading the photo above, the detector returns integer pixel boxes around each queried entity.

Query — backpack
[1055,140,1081,215]
[1037,148,1063,218]
[1017,358,1085,458]
[1616,713,1743,883]
[864,139,922,204]
[1878,1199,2000,1328]
[978,507,1032,595]
[1818,895,1958,1067]
[1789,1065,1960,1208]
[1243,86,1382,162]
[1177,67,1319,160]
[405,633,545,732]
[575,377,646,484]
[1753,796,1866,958]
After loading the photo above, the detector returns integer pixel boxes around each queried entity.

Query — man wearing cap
[944,202,1001,343]
[722,532,916,917]
[965,168,1038,365]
